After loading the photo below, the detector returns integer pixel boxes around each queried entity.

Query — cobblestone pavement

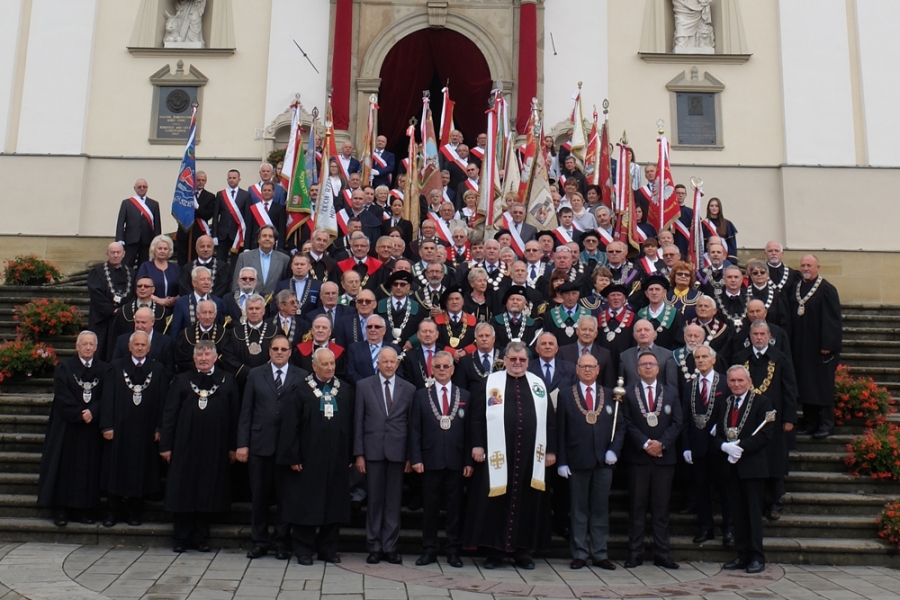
[0,543,896,600]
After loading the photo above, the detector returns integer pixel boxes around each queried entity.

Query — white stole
[484,370,548,497]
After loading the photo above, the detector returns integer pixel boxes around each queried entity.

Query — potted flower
[2,255,62,286]
[0,340,57,383]
[834,365,895,427]
[845,423,900,480]
[14,299,84,340]
[876,499,900,549]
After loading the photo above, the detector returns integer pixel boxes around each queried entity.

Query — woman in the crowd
[382,196,413,243]
[570,192,597,232]
[666,260,702,320]
[465,267,493,322]
[457,190,480,229]
[703,197,738,263]
[137,234,179,309]
[581,266,612,314]
[745,258,789,332]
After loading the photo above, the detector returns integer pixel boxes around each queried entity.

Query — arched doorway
[378,28,493,159]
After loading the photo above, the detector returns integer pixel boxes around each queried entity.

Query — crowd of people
[38,131,843,576]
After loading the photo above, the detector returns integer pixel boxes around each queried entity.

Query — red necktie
[700,378,709,407]
[585,386,594,412]
[646,385,655,412]
[426,349,433,377]
[442,386,450,416]
[730,399,740,427]
[264,201,270,212]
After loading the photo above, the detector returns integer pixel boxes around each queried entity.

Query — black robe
[173,324,228,374]
[220,322,277,389]
[37,356,107,509]
[276,376,353,526]
[789,278,842,407]
[748,283,790,335]
[87,262,135,361]
[161,369,240,513]
[113,300,168,339]
[100,358,168,497]
[463,374,556,554]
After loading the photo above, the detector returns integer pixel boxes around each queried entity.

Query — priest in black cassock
[99,331,168,527]
[88,242,135,361]
[277,347,354,565]
[161,340,241,552]
[789,255,842,439]
[463,341,556,570]
[37,331,107,526]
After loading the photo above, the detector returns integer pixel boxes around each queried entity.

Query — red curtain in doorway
[378,29,493,150]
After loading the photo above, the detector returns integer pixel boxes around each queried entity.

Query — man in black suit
[116,178,162,270]
[556,353,626,570]
[169,266,225,339]
[111,307,174,377]
[178,235,230,298]
[528,332,577,393]
[409,351,471,568]
[403,320,441,389]
[174,171,216,266]
[244,182,287,250]
[304,282,357,328]
[453,322,501,395]
[274,254,321,321]
[557,316,616,388]
[335,289,377,348]
[213,169,251,275]
[680,345,733,547]
[266,290,309,348]
[235,336,307,560]
[338,141,362,177]
[718,365,774,574]
[370,135,395,189]
[622,351,682,569]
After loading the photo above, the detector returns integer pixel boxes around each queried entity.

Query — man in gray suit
[233,225,289,297]
[508,202,537,243]
[354,346,415,565]
[235,335,307,560]
[618,319,679,388]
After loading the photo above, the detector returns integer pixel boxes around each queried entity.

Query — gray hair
[246,293,266,307]
[275,289,297,306]
[692,344,717,359]
[76,330,98,344]
[467,267,488,284]
[311,314,333,330]
[434,350,454,363]
[311,347,335,365]
[727,364,751,379]
[576,315,598,328]
[366,314,386,327]
[474,322,495,336]
[129,330,150,345]
[191,265,212,281]
[698,294,716,306]
[749,319,771,334]
[378,346,398,361]
[375,185,390,195]
[149,234,174,259]
[196,299,217,317]
[193,340,217,356]
[238,266,258,279]
[504,341,529,356]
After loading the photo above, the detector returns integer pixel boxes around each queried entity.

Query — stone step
[0,379,54,394]
[0,414,47,434]
[795,434,855,453]
[785,471,900,494]
[842,327,900,342]
[844,339,900,351]
[842,353,900,368]
[0,474,38,495]
[0,433,45,452]
[0,395,52,416]
[845,366,900,384]
[0,452,42,474]
[843,314,900,323]
[781,492,897,516]
[789,451,846,472]
[842,304,900,316]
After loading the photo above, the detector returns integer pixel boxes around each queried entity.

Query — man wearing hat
[596,284,638,376]
[636,275,684,350]
[536,231,557,263]
[493,285,542,351]
[499,262,546,322]
[578,230,606,272]
[544,281,591,347]
[377,270,426,345]
[434,286,478,359]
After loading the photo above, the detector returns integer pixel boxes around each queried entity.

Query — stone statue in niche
[672,0,715,54]
[163,0,206,49]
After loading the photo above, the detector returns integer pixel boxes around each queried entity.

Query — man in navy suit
[556,353,626,570]
[335,289,378,348]
[115,178,162,270]
[304,282,356,327]
[338,141,362,177]
[266,290,310,348]
[169,265,225,339]
[213,169,252,275]
[409,351,470,568]
[244,182,287,250]
[111,307,174,376]
[347,315,400,385]
[370,136,395,189]
[557,316,616,388]
[274,254,321,321]
[402,320,442,389]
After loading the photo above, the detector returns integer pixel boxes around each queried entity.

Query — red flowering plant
[845,423,900,480]
[877,499,900,549]
[0,340,57,383]
[834,364,894,427]
[14,299,84,340]
[2,255,62,286]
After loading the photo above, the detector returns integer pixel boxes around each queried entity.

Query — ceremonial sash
[342,189,353,206]
[571,216,586,232]
[484,370,548,496]
[443,188,452,204]
[249,183,265,203]
[401,157,410,171]
[553,227,573,245]
[639,256,658,274]
[464,179,479,194]
[337,156,352,180]
[595,227,614,246]
[702,219,719,238]
[220,189,246,251]
[336,209,351,236]
[426,213,453,244]
[195,217,211,236]
[674,218,691,239]
[561,142,572,152]
[389,189,404,202]
[130,196,154,228]
[501,212,526,258]
[558,173,567,187]
[470,146,485,160]
[633,224,648,243]
[637,185,653,201]
[372,152,388,170]
[440,144,468,172]
[248,202,274,228]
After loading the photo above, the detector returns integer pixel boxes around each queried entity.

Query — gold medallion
[586,411,597,425]
[449,336,460,348]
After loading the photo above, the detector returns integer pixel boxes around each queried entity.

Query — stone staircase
[0,285,898,566]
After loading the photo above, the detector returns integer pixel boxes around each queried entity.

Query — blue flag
[171,106,197,232]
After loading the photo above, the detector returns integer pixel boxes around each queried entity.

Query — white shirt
[579,381,597,403]
[80,358,93,368]
[271,362,288,380]
[754,346,768,359]
[132,355,147,367]
[648,304,665,318]
[643,380,658,410]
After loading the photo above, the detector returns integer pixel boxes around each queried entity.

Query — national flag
[614,137,632,243]
[314,116,338,240]
[688,178,705,267]
[523,102,558,231]
[402,124,421,238]
[584,108,599,185]
[598,108,614,209]
[280,101,302,192]
[478,89,504,230]
[419,96,443,208]
[360,95,378,184]
[569,83,587,168]
[171,105,197,232]
[648,133,679,232]
[439,86,455,148]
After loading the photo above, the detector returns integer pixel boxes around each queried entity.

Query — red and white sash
[248,202,274,228]
[195,217,211,236]
[130,196,154,228]
[501,212,526,258]
[639,256,658,274]
[442,188,453,204]
[342,189,353,206]
[389,189,404,202]
[336,208,351,236]
[441,144,468,171]
[470,146,485,161]
[702,219,719,238]
[337,155,352,180]
[372,152,388,170]
[464,179,479,194]
[401,157,410,172]
[558,173,567,187]
[595,227,614,247]
[220,189,246,251]
[561,142,572,152]
[637,185,653,201]
[249,183,267,203]
[426,212,453,244]
[674,219,691,239]
[632,224,648,244]
[553,227,573,246]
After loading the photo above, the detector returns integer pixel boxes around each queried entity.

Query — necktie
[530,265,537,279]
[544,363,552,385]
[384,380,393,412]
[581,346,589,356]
[231,189,236,199]
[371,345,379,369]
[275,369,283,392]
[585,385,594,412]
[264,201,270,212]
[646,385,655,412]
[730,397,741,427]
[482,354,491,373]
[701,377,709,407]
[361,318,368,341]
[442,386,450,416]
[567,309,574,321]
[240,295,246,309]
[425,349,433,377]
[282,318,290,335]
[327,309,334,324]
[135,361,143,368]
[395,301,402,312]
[511,316,519,329]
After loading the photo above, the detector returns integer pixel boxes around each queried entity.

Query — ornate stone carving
[673,0,715,54]
[164,0,207,49]
[428,3,448,28]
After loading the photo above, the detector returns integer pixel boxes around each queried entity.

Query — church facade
[0,0,897,302]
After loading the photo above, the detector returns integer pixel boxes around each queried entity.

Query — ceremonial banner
[314,119,338,240]
[599,109,614,209]
[171,105,197,232]
[584,108,599,185]
[478,90,504,230]
[648,132,679,232]
[523,102,558,231]
[569,83,587,168]
[501,132,520,204]
[420,96,443,205]
[360,95,378,185]
[280,101,302,192]
[439,86,455,148]
[402,124,421,238]
[614,139,632,242]
[689,179,705,267]
[286,124,312,238]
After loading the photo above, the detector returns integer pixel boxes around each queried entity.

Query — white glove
[728,454,740,464]
[721,442,743,460]
[213,237,219,246]
[710,425,717,436]
[605,451,617,465]
[683,450,693,465]
[557,465,572,478]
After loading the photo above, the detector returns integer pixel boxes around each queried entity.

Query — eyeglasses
[392,282,409,287]
[239,277,256,282]
[577,364,599,370]
[675,272,691,277]
[750,270,767,275]
[366,325,384,330]
[505,357,528,363]
[136,284,153,288]
[433,364,452,370]
[357,299,374,304]
[638,362,659,368]
[271,347,291,352]
[662,253,678,257]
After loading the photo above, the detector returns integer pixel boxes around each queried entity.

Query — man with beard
[636,275,684,350]
[37,332,107,526]
[221,295,277,390]
[173,300,227,373]
[100,331,169,527]
[278,347,354,564]
[464,342,556,570]
[88,242,135,360]
[697,244,728,296]
[414,262,448,317]
[113,276,167,339]
[179,235,230,298]
[453,323,503,395]
[672,323,708,383]
[161,341,241,552]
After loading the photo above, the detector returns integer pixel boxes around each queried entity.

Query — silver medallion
[198,397,208,410]
[113,295,122,304]
[646,413,658,427]
[132,387,143,406]
[392,328,402,339]
[425,377,435,388]
[726,427,739,442]
[797,306,805,317]
[83,391,92,403]
[606,331,616,342]
[324,403,334,419]
[511,337,522,343]
[694,416,707,429]
[248,342,262,355]
[565,326,574,337]
[440,416,451,430]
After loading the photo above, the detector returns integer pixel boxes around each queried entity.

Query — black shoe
[623,556,643,568]
[246,546,268,559]
[366,552,381,564]
[384,552,402,564]
[723,558,749,570]
[570,558,586,570]
[796,425,815,436]
[275,549,291,560]
[767,510,782,521]
[483,556,504,569]
[407,496,423,511]
[127,518,141,527]
[446,554,463,568]
[102,515,116,528]
[416,553,437,566]
[321,554,341,564]
[654,556,679,569]
[173,543,186,553]
[745,560,765,574]
[79,515,95,525]
[297,555,314,566]
[693,529,714,544]
[592,558,616,570]
[53,514,68,527]
[514,554,535,570]
[812,428,832,440]
[194,543,211,553]
[722,532,735,548]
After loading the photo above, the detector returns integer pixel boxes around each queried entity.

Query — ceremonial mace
[611,377,626,442]
[751,410,777,436]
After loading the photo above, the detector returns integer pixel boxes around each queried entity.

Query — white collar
[132,355,147,366]
[271,362,287,377]
[80,358,92,368]
[754,346,768,357]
